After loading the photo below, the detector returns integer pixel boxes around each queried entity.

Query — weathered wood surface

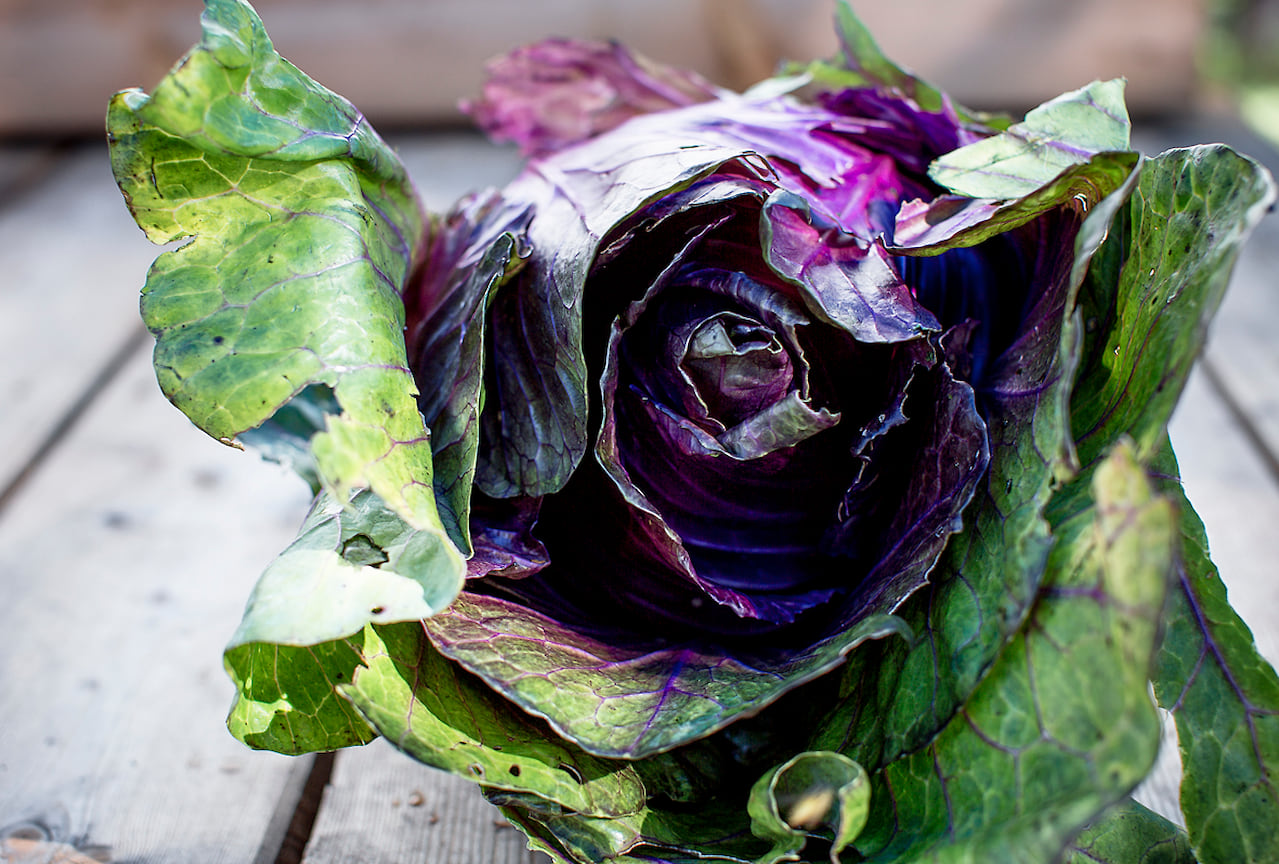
[301,740,549,864]
[0,144,158,499]
[0,126,1274,862]
[0,0,1204,136]
[0,141,315,862]
[0,339,316,862]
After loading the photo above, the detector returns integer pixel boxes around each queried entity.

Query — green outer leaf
[225,631,375,753]
[1150,444,1279,864]
[1069,145,1277,471]
[853,441,1174,863]
[107,0,461,555]
[226,489,464,649]
[424,593,910,759]
[809,157,1141,772]
[928,79,1131,200]
[1047,144,1277,862]
[747,751,869,864]
[338,623,646,820]
[1064,799,1196,864]
[221,488,465,754]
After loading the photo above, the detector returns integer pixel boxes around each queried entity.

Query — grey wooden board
[0,143,162,496]
[302,739,550,864]
[0,344,316,863]
[0,142,62,201]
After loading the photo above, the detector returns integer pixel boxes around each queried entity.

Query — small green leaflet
[747,751,870,864]
[929,79,1131,200]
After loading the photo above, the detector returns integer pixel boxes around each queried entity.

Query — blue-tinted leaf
[406,192,532,551]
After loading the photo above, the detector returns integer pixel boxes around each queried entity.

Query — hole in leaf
[342,534,389,568]
[509,765,521,777]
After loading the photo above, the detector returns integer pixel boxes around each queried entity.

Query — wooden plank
[0,0,1202,137]
[0,144,162,498]
[303,740,550,864]
[0,343,316,863]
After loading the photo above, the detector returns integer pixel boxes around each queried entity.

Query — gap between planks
[0,323,148,515]
[297,739,551,864]
[0,135,150,514]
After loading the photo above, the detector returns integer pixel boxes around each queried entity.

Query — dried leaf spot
[784,787,836,829]
[407,790,425,807]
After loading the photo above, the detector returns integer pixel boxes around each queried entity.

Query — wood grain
[1199,217,1279,486]
[0,345,315,863]
[0,0,1201,136]
[0,144,163,498]
[303,740,550,864]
